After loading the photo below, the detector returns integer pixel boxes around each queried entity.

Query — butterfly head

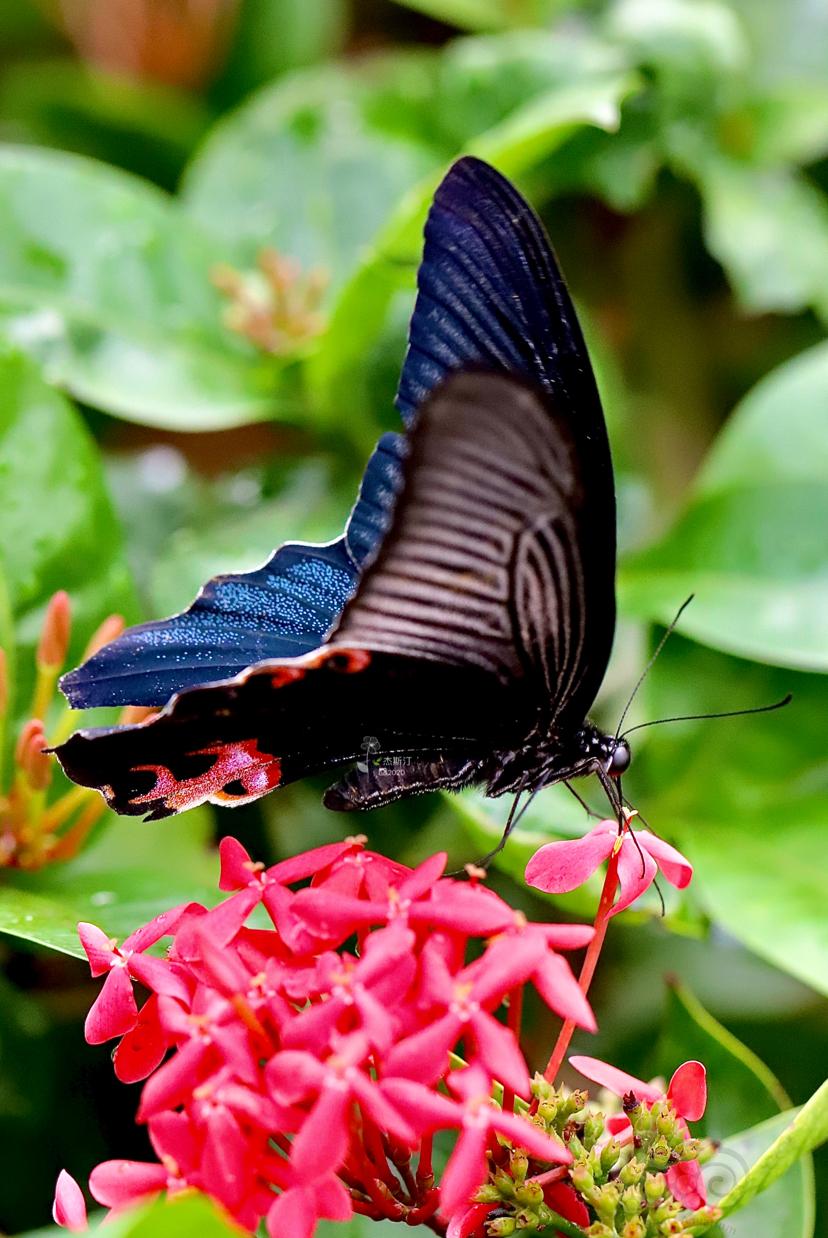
[606,737,631,778]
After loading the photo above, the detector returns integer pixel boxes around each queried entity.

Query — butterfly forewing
[334,371,614,729]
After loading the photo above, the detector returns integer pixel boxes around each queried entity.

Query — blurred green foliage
[0,0,825,1234]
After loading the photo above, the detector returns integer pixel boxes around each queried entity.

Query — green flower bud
[585,1224,615,1238]
[622,1184,643,1217]
[493,1170,516,1198]
[620,1159,646,1187]
[514,1207,540,1229]
[510,1151,529,1185]
[659,1221,683,1235]
[583,1113,605,1148]
[487,1218,516,1236]
[600,1138,622,1173]
[594,1182,621,1225]
[621,1221,646,1238]
[682,1205,723,1229]
[531,1074,553,1104]
[645,1172,667,1205]
[653,1199,683,1224]
[650,1140,672,1170]
[475,1184,503,1203]
[570,1161,595,1193]
[514,1180,544,1207]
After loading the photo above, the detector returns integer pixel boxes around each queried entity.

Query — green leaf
[0,808,218,958]
[654,982,790,1137]
[620,342,828,670]
[216,0,347,98]
[309,62,636,424]
[635,637,828,996]
[448,783,609,919]
[0,60,209,188]
[0,349,136,711]
[182,59,443,296]
[150,462,348,616]
[387,0,564,32]
[715,1083,828,1227]
[696,157,828,322]
[700,1109,815,1238]
[0,145,282,429]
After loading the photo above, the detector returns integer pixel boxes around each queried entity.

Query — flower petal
[493,1110,571,1165]
[53,1171,88,1232]
[384,1013,461,1084]
[668,1159,707,1210]
[611,835,658,916]
[447,1203,497,1238]
[290,1086,351,1181]
[532,953,596,1031]
[544,1182,590,1229]
[88,1160,167,1208]
[84,966,137,1045]
[569,1055,662,1105]
[440,1121,490,1216]
[639,831,693,890]
[380,1079,461,1133]
[77,923,116,976]
[218,836,259,890]
[469,1010,530,1098]
[668,1060,707,1122]
[525,822,615,894]
[113,994,167,1084]
[267,1188,317,1238]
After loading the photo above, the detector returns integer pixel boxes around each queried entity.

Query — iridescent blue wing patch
[60,539,359,709]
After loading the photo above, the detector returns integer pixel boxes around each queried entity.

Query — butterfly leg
[563,780,603,819]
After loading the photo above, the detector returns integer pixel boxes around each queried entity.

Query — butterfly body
[56,157,629,827]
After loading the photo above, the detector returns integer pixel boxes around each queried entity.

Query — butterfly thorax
[484,722,628,797]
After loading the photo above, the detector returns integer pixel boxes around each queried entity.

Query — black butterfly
[56,157,631,826]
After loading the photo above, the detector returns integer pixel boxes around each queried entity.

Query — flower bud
[649,1140,672,1170]
[570,1161,594,1193]
[583,1113,604,1148]
[510,1150,528,1184]
[600,1139,622,1173]
[487,1217,516,1236]
[37,592,71,670]
[621,1185,642,1217]
[682,1205,722,1229]
[620,1221,646,1238]
[83,614,125,660]
[660,1221,683,1235]
[514,1207,540,1229]
[493,1170,516,1198]
[585,1225,614,1238]
[475,1184,502,1203]
[620,1160,645,1187]
[514,1180,543,1207]
[593,1182,621,1224]
[645,1172,667,1204]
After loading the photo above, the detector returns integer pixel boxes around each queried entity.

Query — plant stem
[543,847,621,1083]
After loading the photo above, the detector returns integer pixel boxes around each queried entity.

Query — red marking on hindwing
[270,666,306,689]
[128,739,281,812]
[306,647,372,673]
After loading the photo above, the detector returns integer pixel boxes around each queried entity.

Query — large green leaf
[0,146,282,428]
[649,984,814,1236]
[635,637,828,996]
[182,59,443,295]
[309,60,636,425]
[701,1107,816,1238]
[654,983,790,1136]
[387,0,563,32]
[715,1082,828,1229]
[0,349,136,713]
[0,808,218,958]
[621,342,828,670]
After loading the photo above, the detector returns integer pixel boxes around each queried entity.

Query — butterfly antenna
[652,875,666,918]
[621,693,792,739]
[615,595,695,739]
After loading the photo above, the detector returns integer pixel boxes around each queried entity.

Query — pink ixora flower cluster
[54,836,598,1236]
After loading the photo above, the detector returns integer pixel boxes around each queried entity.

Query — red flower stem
[502,984,524,1114]
[417,1133,434,1188]
[363,1117,400,1194]
[543,847,621,1083]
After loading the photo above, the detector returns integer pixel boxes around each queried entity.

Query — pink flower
[61,836,628,1235]
[383,1065,571,1216]
[53,1171,87,1232]
[570,1055,707,1208]
[526,819,693,915]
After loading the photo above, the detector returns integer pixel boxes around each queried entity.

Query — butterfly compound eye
[608,739,631,777]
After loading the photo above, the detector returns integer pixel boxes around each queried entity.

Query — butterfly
[55,156,631,828]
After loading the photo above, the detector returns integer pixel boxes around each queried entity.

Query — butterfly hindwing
[55,645,523,819]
